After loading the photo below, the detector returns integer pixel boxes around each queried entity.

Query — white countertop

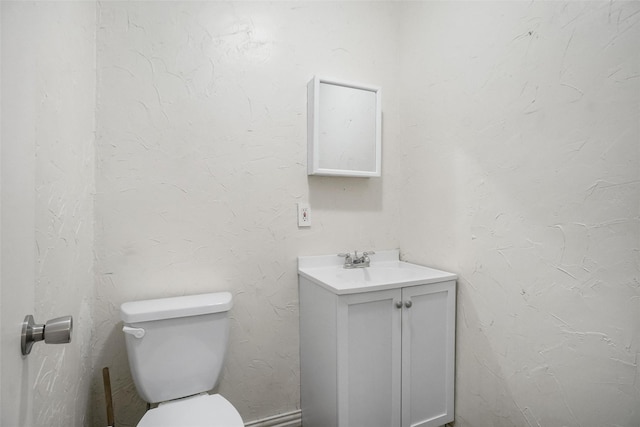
[298,249,457,295]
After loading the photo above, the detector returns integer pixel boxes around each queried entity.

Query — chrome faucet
[338,250,376,269]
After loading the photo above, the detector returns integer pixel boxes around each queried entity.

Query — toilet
[120,292,243,427]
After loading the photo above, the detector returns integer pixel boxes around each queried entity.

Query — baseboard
[244,409,302,427]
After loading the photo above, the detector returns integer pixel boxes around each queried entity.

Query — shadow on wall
[453,277,527,427]
[308,175,383,212]
[93,324,146,427]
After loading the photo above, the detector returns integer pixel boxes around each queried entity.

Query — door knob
[405,300,413,308]
[21,314,73,355]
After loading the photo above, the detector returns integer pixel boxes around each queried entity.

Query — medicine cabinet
[307,76,381,177]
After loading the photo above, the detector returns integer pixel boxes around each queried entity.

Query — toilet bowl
[137,394,243,427]
[121,292,243,427]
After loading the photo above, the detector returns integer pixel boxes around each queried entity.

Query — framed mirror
[307,76,381,177]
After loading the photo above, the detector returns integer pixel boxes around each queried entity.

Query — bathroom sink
[298,249,456,295]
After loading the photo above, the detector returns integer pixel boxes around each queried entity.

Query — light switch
[297,203,311,227]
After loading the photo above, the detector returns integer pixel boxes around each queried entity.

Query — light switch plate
[297,203,311,227]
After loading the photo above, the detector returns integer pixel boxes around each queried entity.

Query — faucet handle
[338,252,354,268]
[363,251,376,256]
[338,252,354,267]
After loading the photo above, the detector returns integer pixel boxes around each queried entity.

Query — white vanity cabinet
[298,251,456,427]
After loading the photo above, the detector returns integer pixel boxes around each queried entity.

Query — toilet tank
[120,292,233,404]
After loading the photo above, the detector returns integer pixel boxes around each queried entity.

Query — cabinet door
[401,281,456,427]
[338,289,402,427]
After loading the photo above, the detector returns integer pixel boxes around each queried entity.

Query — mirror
[307,76,381,177]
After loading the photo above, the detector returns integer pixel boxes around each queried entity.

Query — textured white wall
[2,1,96,426]
[93,2,401,426]
[399,2,640,426]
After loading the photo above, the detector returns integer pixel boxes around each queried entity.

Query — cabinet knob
[405,300,413,308]
[395,301,403,309]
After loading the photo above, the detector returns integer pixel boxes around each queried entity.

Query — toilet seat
[137,394,243,427]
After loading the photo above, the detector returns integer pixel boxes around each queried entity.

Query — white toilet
[120,292,243,427]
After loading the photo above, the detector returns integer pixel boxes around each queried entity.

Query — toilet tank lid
[120,292,233,323]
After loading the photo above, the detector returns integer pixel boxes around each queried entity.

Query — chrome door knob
[21,314,73,355]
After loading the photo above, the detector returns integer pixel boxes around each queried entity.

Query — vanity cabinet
[299,275,456,427]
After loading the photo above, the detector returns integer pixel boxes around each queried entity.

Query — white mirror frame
[307,76,382,177]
